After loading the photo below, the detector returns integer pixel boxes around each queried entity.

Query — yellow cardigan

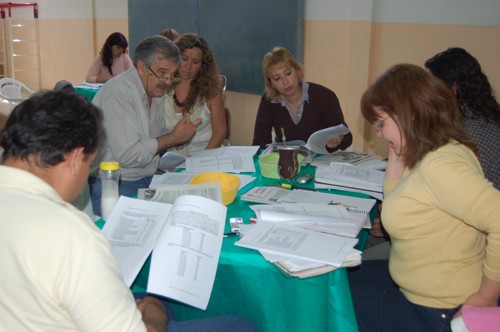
[383,142,500,308]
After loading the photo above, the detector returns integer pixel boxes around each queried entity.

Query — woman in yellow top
[85,32,133,83]
[348,64,500,332]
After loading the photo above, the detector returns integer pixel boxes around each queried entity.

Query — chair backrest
[0,78,35,100]
[219,75,231,145]
[218,75,227,93]
[53,80,74,92]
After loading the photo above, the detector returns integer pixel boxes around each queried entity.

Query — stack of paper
[235,222,360,278]
[240,186,376,216]
[184,146,259,173]
[250,203,367,238]
[314,163,384,200]
[311,151,387,170]
[264,249,362,279]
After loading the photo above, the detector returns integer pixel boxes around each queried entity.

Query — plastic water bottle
[99,161,120,220]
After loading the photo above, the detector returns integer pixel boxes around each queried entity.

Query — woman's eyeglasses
[372,116,389,132]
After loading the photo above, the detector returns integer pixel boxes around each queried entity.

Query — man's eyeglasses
[372,116,389,132]
[147,65,180,83]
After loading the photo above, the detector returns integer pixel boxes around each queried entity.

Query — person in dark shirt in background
[252,46,352,152]
[425,47,500,189]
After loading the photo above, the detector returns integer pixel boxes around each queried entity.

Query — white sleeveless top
[164,91,212,156]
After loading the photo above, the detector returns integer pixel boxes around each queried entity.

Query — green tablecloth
[74,86,99,101]
[106,159,376,332]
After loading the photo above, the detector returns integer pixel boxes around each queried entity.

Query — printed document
[315,163,384,193]
[250,203,366,238]
[138,183,223,204]
[149,172,256,191]
[102,195,227,310]
[235,222,358,267]
[185,146,259,173]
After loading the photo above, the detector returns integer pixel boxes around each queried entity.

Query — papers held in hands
[303,124,350,154]
[262,124,350,161]
[101,195,227,310]
[283,124,350,154]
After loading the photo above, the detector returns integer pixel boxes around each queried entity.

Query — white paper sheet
[235,222,358,267]
[250,203,366,238]
[147,195,226,310]
[303,124,350,154]
[150,172,256,191]
[101,196,171,286]
[138,184,223,204]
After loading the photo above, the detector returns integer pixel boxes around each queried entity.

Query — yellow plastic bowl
[259,152,304,179]
[190,172,240,205]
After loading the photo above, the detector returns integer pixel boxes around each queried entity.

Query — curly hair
[262,46,303,101]
[361,64,477,169]
[100,32,129,76]
[425,47,500,124]
[169,33,220,114]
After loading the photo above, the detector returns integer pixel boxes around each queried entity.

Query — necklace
[173,93,184,108]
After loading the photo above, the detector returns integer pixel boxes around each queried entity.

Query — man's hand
[136,296,168,332]
[157,114,202,152]
[172,114,202,145]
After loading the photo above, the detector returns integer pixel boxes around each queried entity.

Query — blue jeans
[348,260,460,332]
[133,293,257,332]
[88,175,153,217]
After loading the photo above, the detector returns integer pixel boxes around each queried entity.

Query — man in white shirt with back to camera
[0,90,256,332]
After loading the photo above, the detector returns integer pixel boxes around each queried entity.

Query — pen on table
[280,183,316,191]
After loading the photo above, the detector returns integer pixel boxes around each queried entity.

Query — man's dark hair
[1,90,103,167]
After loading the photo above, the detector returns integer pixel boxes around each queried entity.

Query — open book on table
[101,195,227,310]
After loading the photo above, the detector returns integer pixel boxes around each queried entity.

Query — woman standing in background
[252,46,352,151]
[86,32,133,83]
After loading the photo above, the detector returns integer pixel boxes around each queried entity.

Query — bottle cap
[100,161,120,171]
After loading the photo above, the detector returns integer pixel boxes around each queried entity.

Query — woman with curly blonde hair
[164,33,226,156]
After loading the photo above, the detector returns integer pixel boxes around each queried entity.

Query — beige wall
[37,18,128,89]
[365,22,500,157]
[11,0,500,157]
